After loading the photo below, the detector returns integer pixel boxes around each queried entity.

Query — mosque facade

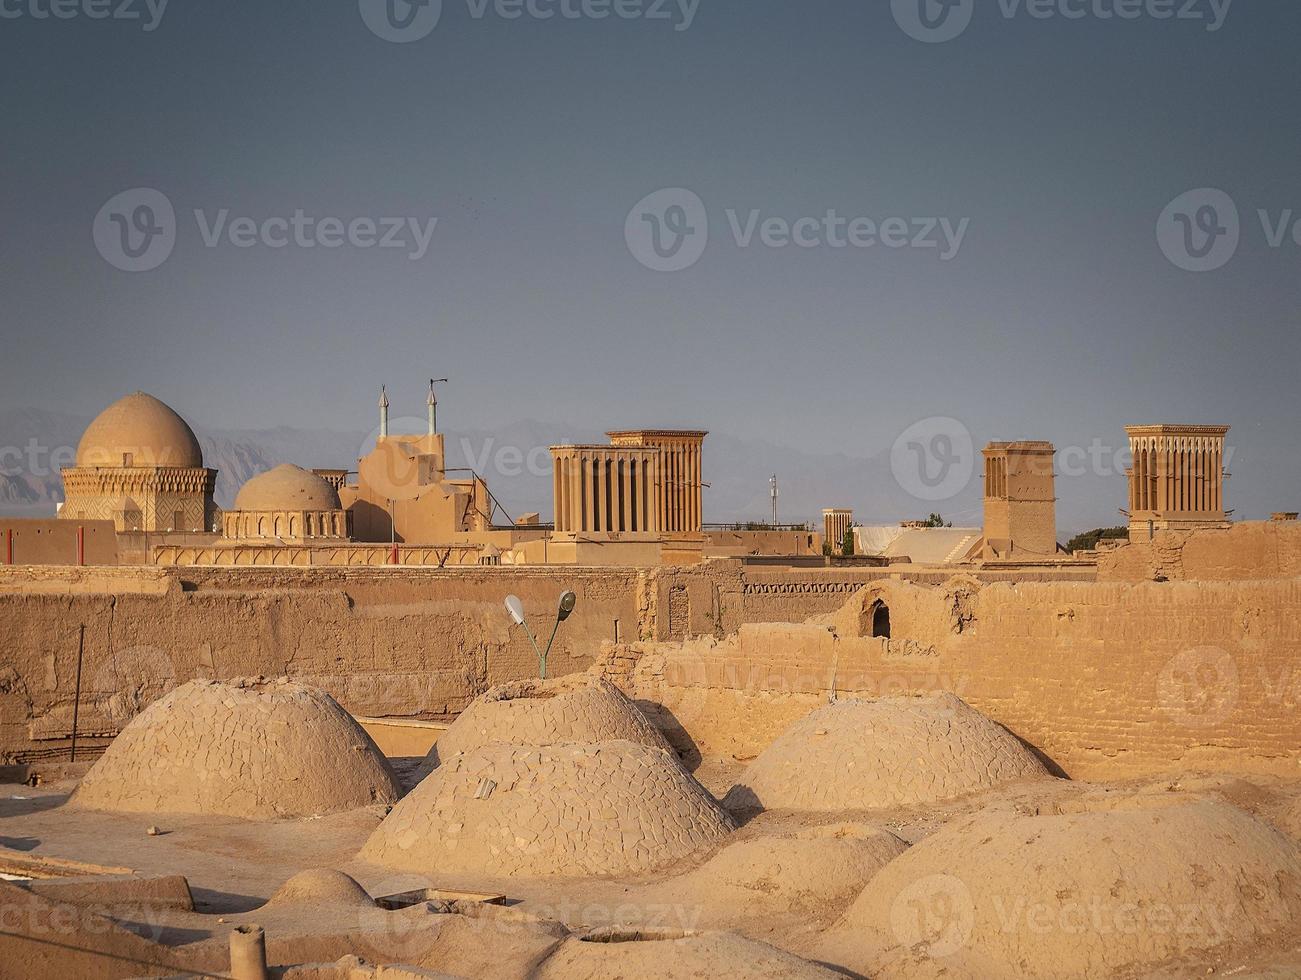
[58,392,217,533]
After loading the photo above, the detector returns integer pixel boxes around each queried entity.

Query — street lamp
[504,590,578,680]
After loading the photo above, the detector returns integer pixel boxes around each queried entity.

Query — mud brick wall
[0,565,641,762]
[1099,521,1301,582]
[4,556,1296,781]
[616,577,1301,781]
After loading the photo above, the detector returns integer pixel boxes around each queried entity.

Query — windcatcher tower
[1125,424,1230,538]
[982,441,1057,559]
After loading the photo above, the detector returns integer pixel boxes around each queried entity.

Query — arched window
[870,600,891,639]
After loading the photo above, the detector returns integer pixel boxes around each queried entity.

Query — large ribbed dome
[75,392,204,469]
[235,464,341,512]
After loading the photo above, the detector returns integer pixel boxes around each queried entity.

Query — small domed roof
[76,392,204,469]
[235,464,342,512]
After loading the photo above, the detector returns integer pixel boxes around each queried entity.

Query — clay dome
[361,740,734,878]
[75,391,204,469]
[234,464,341,512]
[724,692,1051,812]
[70,678,401,820]
[264,869,374,909]
[818,794,1301,979]
[419,674,672,772]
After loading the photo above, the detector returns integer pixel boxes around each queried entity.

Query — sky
[2,0,1298,525]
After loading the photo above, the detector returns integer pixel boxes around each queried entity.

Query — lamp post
[505,591,577,680]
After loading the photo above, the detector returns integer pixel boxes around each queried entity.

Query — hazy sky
[2,0,1298,521]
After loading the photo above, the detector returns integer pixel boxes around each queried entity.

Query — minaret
[378,386,389,438]
[427,379,437,436]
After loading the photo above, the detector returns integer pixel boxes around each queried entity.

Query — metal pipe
[70,625,84,763]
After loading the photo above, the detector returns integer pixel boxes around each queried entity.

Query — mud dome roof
[818,794,1301,979]
[644,826,908,926]
[264,869,374,909]
[361,740,734,878]
[421,674,671,770]
[75,391,204,468]
[234,463,341,512]
[537,928,842,979]
[70,678,401,820]
[725,692,1051,812]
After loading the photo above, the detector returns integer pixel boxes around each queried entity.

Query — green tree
[921,513,952,528]
[841,526,855,557]
[1065,527,1129,552]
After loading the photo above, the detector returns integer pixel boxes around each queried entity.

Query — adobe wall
[642,562,1096,643]
[150,541,486,566]
[1098,521,1301,582]
[702,529,823,558]
[0,560,1097,764]
[6,557,1291,781]
[0,519,118,566]
[606,576,1301,781]
[0,564,643,764]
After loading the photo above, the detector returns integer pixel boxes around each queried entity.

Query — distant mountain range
[3,406,1130,537]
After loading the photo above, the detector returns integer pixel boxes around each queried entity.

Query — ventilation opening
[375,887,507,910]
[870,600,891,639]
